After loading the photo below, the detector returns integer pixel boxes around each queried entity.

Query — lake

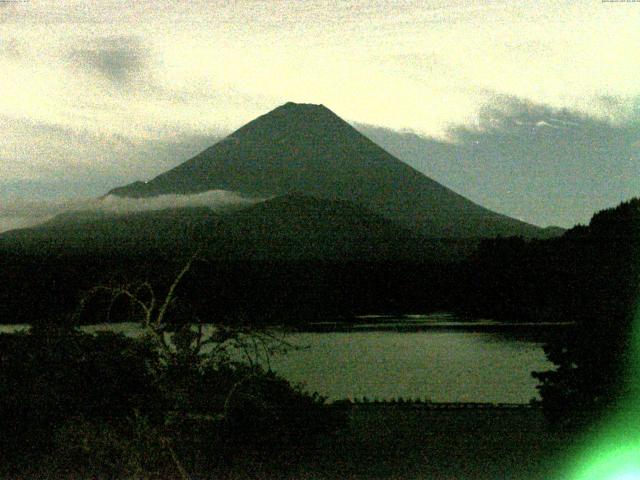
[1,314,563,404]
[268,325,556,404]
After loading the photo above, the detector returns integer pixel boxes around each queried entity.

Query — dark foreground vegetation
[0,238,468,326]
[0,256,345,478]
[462,199,640,431]
[0,198,638,477]
[0,329,577,480]
[0,321,574,479]
[0,324,345,479]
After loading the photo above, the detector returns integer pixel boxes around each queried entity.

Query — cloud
[69,35,147,84]
[0,216,40,233]
[0,197,87,218]
[0,37,22,58]
[0,190,262,233]
[357,95,640,228]
[0,114,224,185]
[94,190,260,214]
[0,197,90,233]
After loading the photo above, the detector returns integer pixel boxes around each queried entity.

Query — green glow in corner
[571,444,640,480]
[566,404,640,479]
[566,301,640,480]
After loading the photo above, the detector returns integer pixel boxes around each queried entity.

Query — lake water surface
[269,328,554,403]
[1,315,560,404]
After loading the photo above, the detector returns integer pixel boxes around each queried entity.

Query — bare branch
[155,252,199,329]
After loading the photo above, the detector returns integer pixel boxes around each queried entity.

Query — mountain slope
[109,102,546,238]
[0,207,217,254]
[0,194,471,324]
[2,193,462,261]
[196,192,434,261]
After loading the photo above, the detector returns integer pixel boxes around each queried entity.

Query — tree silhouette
[0,253,340,478]
[531,198,640,428]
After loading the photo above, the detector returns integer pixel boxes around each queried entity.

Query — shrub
[0,256,346,477]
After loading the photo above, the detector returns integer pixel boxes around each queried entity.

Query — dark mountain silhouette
[1,193,470,262]
[195,192,471,261]
[109,102,549,238]
[0,193,468,323]
[0,206,217,254]
[200,192,410,261]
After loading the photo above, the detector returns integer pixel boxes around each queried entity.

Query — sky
[1,0,639,231]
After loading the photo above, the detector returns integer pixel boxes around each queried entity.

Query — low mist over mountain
[109,102,550,239]
[2,192,471,262]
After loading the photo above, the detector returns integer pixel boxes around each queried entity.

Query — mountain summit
[109,102,545,238]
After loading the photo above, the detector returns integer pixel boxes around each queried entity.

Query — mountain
[0,206,217,254]
[201,192,410,261]
[195,192,470,261]
[0,193,472,324]
[1,193,470,262]
[108,102,549,238]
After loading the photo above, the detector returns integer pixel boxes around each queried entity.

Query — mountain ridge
[2,192,469,262]
[109,102,550,239]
